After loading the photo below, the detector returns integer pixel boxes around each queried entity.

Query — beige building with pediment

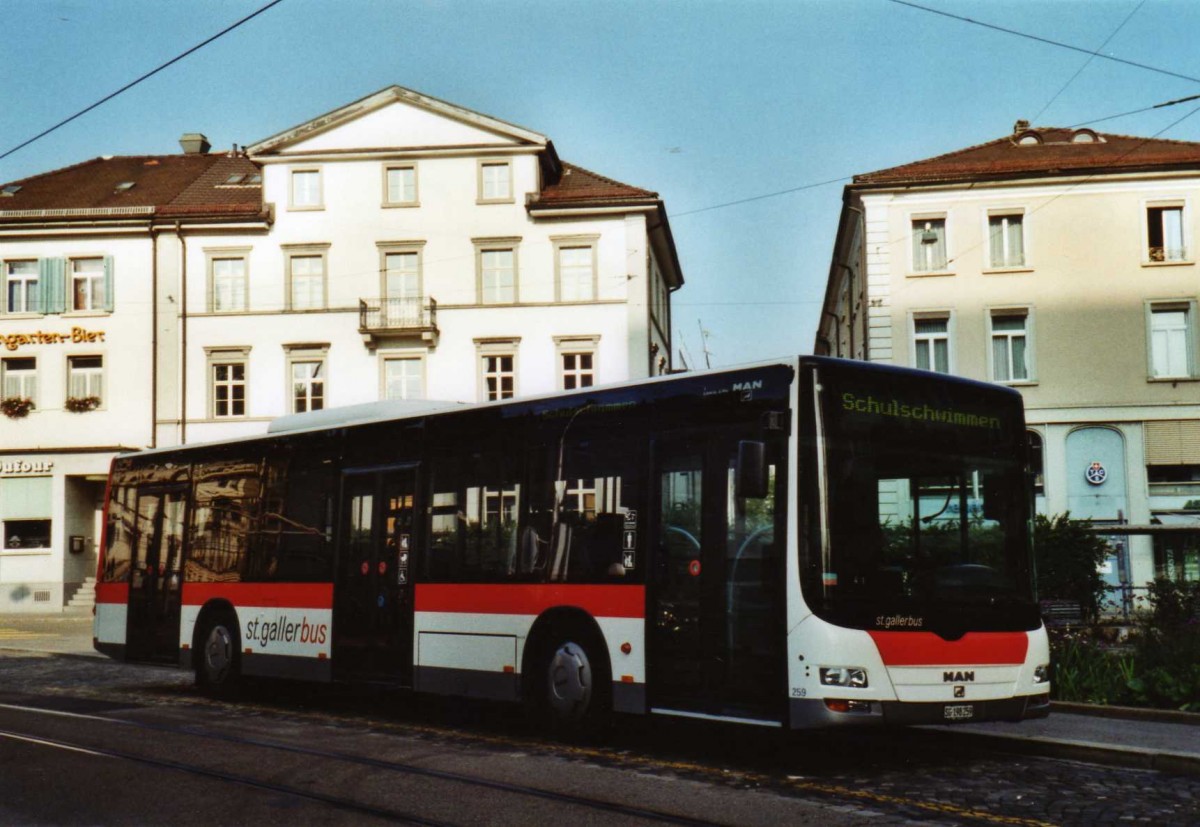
[818,122,1200,601]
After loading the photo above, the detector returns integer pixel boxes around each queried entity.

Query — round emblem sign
[1085,461,1107,486]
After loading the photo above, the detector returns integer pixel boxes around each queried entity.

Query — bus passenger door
[334,466,418,683]
[650,437,785,721]
[125,486,187,663]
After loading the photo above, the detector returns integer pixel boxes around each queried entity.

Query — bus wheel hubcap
[548,642,592,718]
[205,626,232,680]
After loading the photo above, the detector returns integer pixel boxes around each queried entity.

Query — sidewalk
[3,611,1199,776]
[935,704,1200,777]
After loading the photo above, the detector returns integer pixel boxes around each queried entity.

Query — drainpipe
[151,229,158,448]
[821,310,842,358]
[176,222,187,445]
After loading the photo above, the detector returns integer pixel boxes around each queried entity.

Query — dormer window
[114,182,136,192]
[1,185,20,196]
[1071,129,1100,143]
[1016,131,1043,146]
[224,174,247,185]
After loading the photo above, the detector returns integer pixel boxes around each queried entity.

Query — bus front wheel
[196,611,241,692]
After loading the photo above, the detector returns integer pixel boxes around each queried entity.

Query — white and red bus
[94,356,1050,729]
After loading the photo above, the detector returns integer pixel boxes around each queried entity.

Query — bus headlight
[820,666,868,688]
[1033,664,1050,684]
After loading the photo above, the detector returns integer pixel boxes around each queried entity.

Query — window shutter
[1145,420,1200,465]
[39,258,66,314]
[103,255,114,311]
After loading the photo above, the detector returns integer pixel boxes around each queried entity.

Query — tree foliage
[1033,513,1111,622]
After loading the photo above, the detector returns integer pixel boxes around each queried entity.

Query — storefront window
[1,476,52,550]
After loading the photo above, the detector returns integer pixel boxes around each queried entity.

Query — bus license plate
[943,704,975,721]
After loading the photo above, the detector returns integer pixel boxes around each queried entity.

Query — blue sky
[3,0,1199,367]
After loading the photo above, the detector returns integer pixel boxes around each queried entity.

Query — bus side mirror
[736,441,769,499]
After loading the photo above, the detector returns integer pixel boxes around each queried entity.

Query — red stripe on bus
[182,582,334,609]
[95,582,128,604]
[868,631,1029,666]
[416,584,645,618]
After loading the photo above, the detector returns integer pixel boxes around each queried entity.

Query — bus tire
[195,610,241,693]
[527,623,611,734]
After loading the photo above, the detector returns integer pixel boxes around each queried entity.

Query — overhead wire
[0,0,286,164]
[1031,0,1146,124]
[886,0,1200,85]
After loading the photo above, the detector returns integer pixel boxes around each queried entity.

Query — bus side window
[189,458,262,583]
[425,453,521,583]
[260,441,336,582]
[529,438,641,584]
[103,483,135,582]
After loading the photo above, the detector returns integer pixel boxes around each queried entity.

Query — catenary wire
[0,0,286,164]
[886,0,1200,85]
[1031,0,1146,124]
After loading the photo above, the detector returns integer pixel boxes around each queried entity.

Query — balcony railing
[358,296,438,346]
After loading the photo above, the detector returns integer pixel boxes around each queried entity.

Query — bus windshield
[804,363,1039,634]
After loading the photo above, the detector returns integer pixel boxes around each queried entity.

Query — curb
[1051,701,1200,726]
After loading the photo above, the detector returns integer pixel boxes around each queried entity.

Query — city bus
[93,356,1050,730]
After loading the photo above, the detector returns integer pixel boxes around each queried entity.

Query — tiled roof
[854,127,1200,186]
[0,154,263,218]
[534,161,657,206]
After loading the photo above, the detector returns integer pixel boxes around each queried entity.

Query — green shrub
[1033,513,1112,622]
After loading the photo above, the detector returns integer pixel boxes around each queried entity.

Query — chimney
[179,133,211,155]
[1013,119,1031,135]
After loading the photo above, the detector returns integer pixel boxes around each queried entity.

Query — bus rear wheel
[196,612,241,692]
[528,626,610,734]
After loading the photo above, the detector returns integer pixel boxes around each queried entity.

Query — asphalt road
[0,649,1198,825]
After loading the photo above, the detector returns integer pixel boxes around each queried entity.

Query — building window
[988,212,1025,268]
[383,356,424,400]
[291,361,325,413]
[1148,303,1195,379]
[555,335,600,391]
[67,355,103,404]
[482,354,515,400]
[1,476,52,550]
[990,311,1031,383]
[912,315,951,373]
[474,240,520,304]
[290,168,322,210]
[554,237,598,302]
[284,246,330,310]
[476,339,519,402]
[384,250,421,302]
[561,352,595,390]
[911,217,948,273]
[1147,203,1186,262]
[208,253,248,312]
[212,360,247,418]
[71,258,107,311]
[384,164,418,206]
[4,261,39,314]
[1,357,36,404]
[478,160,512,203]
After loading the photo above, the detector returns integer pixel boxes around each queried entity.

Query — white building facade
[0,86,682,611]
[818,123,1200,601]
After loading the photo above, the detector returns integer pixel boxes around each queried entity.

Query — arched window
[1027,431,1045,496]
